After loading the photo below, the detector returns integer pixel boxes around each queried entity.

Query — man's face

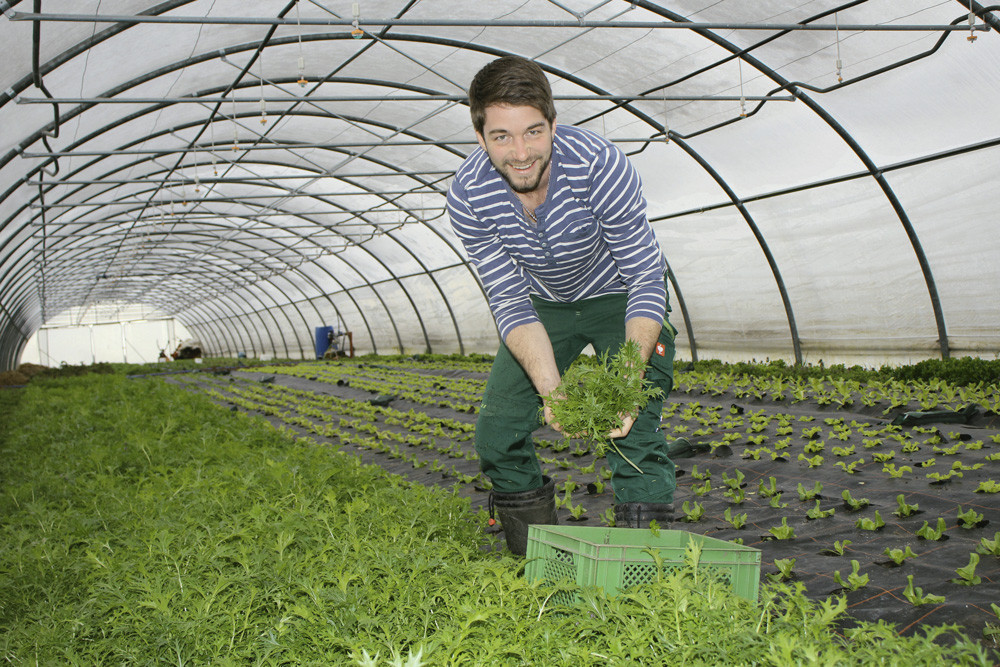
[476,104,555,196]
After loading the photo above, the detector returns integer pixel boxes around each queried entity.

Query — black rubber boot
[489,476,558,556]
[614,502,675,529]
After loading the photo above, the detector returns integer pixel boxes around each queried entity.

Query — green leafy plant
[831,539,852,556]
[806,500,835,520]
[797,481,823,502]
[883,546,917,565]
[758,476,779,498]
[546,340,662,471]
[952,553,981,586]
[917,518,948,541]
[769,493,788,509]
[903,575,946,605]
[692,479,712,497]
[893,494,919,517]
[681,500,705,522]
[957,506,985,529]
[769,517,796,540]
[798,453,824,468]
[602,506,616,526]
[975,480,1000,493]
[721,468,745,490]
[724,485,746,504]
[835,458,864,474]
[976,532,1000,556]
[690,464,711,481]
[926,470,961,483]
[803,440,826,454]
[833,560,869,591]
[856,510,885,531]
[768,557,796,582]
[724,506,747,529]
[841,489,869,511]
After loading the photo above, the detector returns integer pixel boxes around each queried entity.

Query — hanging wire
[662,90,670,144]
[296,0,307,86]
[210,119,219,176]
[231,94,239,150]
[258,50,268,125]
[192,144,201,193]
[738,58,747,118]
[835,12,843,82]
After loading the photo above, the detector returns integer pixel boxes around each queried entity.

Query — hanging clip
[968,10,978,42]
[351,2,363,39]
[297,55,307,87]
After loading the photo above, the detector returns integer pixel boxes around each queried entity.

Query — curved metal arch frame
[2,2,987,366]
[4,28,693,361]
[0,211,383,359]
[1,13,486,357]
[10,98,481,355]
[630,0,974,361]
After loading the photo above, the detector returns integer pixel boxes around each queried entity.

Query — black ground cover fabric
[181,364,1000,652]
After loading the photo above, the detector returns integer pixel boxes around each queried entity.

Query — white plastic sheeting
[1,1,998,369]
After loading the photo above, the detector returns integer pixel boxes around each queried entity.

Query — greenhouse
[2,1,1000,664]
[3,1,1000,368]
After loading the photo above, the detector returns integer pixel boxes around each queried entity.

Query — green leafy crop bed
[0,369,996,664]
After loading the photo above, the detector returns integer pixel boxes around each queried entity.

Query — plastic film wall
[1,1,998,369]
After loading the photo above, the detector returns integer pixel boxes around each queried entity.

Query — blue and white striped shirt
[448,124,667,341]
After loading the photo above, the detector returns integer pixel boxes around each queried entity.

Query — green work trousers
[476,288,677,504]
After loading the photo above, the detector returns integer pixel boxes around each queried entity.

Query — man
[447,55,677,555]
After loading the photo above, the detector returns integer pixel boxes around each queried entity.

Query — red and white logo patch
[655,342,666,357]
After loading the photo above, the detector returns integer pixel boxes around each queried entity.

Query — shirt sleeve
[587,143,667,323]
[447,179,540,341]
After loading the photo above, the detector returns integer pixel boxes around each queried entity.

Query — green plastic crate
[525,525,761,603]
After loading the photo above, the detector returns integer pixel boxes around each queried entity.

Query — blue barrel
[314,326,335,359]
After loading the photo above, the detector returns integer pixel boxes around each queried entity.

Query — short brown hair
[468,56,556,135]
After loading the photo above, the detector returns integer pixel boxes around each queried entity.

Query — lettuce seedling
[893,494,919,517]
[856,510,885,531]
[883,546,917,565]
[724,507,747,529]
[758,476,779,498]
[957,506,985,529]
[797,481,823,501]
[833,560,869,591]
[832,539,852,556]
[841,489,869,510]
[977,532,1000,556]
[768,558,796,582]
[681,500,704,522]
[807,500,835,520]
[917,518,948,541]
[952,553,981,586]
[769,517,795,540]
[903,575,946,606]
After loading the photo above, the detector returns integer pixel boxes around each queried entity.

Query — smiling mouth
[508,160,536,173]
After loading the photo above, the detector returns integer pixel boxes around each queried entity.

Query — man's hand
[606,412,637,439]
[542,393,583,438]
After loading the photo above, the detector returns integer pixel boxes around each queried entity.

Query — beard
[490,153,552,195]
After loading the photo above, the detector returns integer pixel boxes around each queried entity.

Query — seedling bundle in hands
[545,340,662,471]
